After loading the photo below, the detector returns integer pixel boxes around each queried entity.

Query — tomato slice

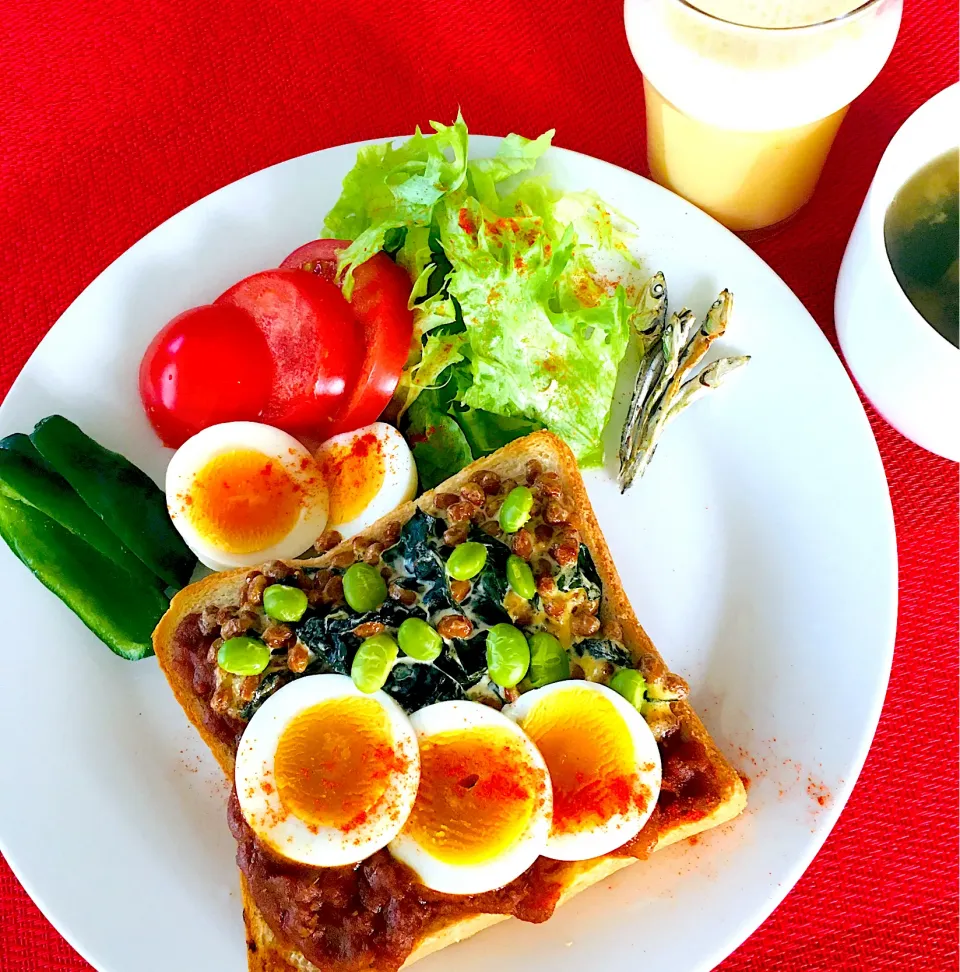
[280,239,343,283]
[216,269,364,440]
[280,241,414,436]
[139,304,275,448]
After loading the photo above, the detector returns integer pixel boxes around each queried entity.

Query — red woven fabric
[1,1,957,969]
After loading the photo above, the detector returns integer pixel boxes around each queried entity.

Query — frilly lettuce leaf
[393,325,467,416]
[467,130,554,210]
[433,191,631,464]
[322,116,639,474]
[323,114,469,296]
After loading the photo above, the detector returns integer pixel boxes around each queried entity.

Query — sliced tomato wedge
[216,268,364,440]
[138,303,274,448]
[281,241,414,436]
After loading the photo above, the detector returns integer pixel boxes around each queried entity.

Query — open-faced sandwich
[154,431,746,972]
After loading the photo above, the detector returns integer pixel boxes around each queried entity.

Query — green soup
[883,148,959,348]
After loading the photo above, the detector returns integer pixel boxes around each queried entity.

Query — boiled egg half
[235,674,420,867]
[166,421,328,570]
[315,422,417,541]
[389,700,552,894]
[503,681,661,861]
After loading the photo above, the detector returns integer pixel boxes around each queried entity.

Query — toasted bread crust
[154,431,746,972]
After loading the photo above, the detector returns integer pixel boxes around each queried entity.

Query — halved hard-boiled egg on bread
[503,680,661,861]
[389,700,553,894]
[235,674,420,867]
[166,421,328,571]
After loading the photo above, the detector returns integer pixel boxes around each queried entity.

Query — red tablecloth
[1,1,957,969]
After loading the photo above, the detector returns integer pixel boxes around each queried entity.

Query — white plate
[0,137,896,972]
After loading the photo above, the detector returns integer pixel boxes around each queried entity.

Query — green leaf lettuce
[323,116,640,478]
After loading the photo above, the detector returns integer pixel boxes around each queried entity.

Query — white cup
[835,83,959,462]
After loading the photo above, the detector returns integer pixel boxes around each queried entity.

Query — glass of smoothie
[624,0,903,233]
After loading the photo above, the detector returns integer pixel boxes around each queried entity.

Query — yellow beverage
[644,80,847,232]
[624,0,902,232]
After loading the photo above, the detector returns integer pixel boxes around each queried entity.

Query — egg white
[503,680,662,861]
[235,674,420,867]
[165,421,328,571]
[388,700,553,894]
[316,422,417,541]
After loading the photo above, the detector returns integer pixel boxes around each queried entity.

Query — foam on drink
[688,0,876,29]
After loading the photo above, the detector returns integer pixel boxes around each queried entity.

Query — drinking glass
[624,0,903,233]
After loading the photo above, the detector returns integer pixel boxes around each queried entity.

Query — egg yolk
[519,689,639,835]
[274,698,405,832]
[318,433,386,528]
[184,449,302,554]
[404,728,542,866]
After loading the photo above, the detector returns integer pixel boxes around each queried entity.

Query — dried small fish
[677,290,732,378]
[635,272,668,345]
[617,309,691,492]
[619,273,667,468]
[618,281,748,491]
[647,291,732,429]
[668,355,751,421]
[638,309,694,434]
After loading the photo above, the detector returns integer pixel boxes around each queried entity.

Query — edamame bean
[217,636,270,676]
[351,633,398,693]
[506,554,536,599]
[499,486,533,534]
[342,562,387,613]
[262,584,308,622]
[528,631,569,688]
[398,617,442,662]
[485,623,530,688]
[446,541,487,581]
[610,668,647,711]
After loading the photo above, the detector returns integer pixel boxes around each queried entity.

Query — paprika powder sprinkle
[403,727,545,866]
[273,697,398,831]
[458,208,477,236]
[317,431,387,528]
[516,688,644,831]
[183,448,303,554]
[551,772,646,831]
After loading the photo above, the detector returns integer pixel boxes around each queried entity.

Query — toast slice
[154,431,746,972]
